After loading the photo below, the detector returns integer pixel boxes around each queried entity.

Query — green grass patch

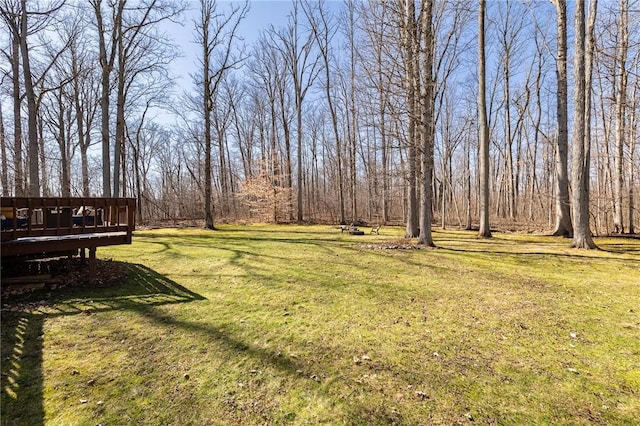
[2,225,639,425]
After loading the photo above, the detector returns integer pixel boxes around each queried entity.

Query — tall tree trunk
[404,0,419,238]
[503,42,515,221]
[307,3,345,224]
[202,2,215,230]
[134,144,142,220]
[380,92,388,224]
[346,93,356,223]
[464,121,472,230]
[552,0,573,237]
[629,131,636,234]
[628,82,637,234]
[296,92,303,223]
[283,3,319,224]
[216,113,230,217]
[93,0,122,197]
[373,2,389,224]
[348,1,357,223]
[81,132,91,196]
[0,102,8,196]
[19,0,40,196]
[37,109,48,196]
[197,0,247,226]
[418,0,435,247]
[571,0,597,249]
[478,0,491,238]
[56,88,71,197]
[529,34,544,223]
[72,57,90,196]
[279,91,293,221]
[114,17,126,198]
[269,102,279,222]
[613,0,628,234]
[292,5,303,224]
[10,25,24,196]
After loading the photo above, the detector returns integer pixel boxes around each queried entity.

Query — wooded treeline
[1,0,638,241]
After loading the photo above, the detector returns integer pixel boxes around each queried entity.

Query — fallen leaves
[1,258,128,304]
[360,242,425,250]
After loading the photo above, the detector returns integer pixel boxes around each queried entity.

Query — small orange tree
[239,170,293,223]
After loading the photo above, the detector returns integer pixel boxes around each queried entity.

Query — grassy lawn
[2,225,639,425]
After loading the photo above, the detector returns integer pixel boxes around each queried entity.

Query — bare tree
[0,101,8,195]
[112,0,185,197]
[572,0,598,249]
[67,10,99,197]
[0,0,25,195]
[275,1,320,223]
[358,1,398,224]
[303,0,346,224]
[195,0,247,229]
[42,82,73,196]
[431,0,473,229]
[344,0,358,223]
[42,12,91,197]
[551,0,573,237]
[628,53,639,234]
[417,0,435,247]
[248,34,289,222]
[90,0,123,197]
[402,0,419,238]
[478,0,491,238]
[19,0,40,196]
[495,1,527,221]
[613,0,629,233]
[126,103,166,221]
[0,0,67,196]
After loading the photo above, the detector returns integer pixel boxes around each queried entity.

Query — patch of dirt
[360,241,427,250]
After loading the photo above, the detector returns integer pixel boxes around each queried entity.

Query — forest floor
[1,225,639,425]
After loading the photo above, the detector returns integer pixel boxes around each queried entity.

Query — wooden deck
[1,197,136,279]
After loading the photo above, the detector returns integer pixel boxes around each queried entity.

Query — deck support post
[89,247,96,280]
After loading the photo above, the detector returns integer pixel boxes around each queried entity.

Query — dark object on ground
[340,224,365,235]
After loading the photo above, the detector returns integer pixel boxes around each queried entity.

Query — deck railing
[1,197,136,280]
[1,197,136,242]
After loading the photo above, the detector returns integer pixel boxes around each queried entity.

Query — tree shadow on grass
[1,261,395,425]
[0,262,205,426]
